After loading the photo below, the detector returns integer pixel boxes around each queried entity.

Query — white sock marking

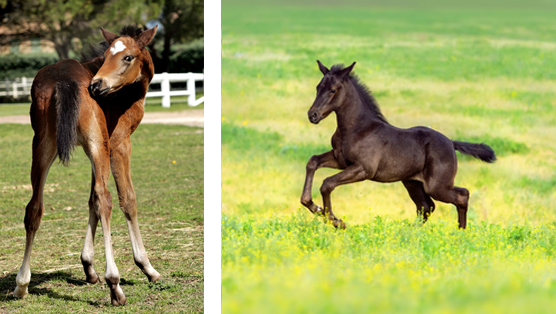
[110,40,127,55]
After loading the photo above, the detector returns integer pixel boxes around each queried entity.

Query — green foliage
[222,214,556,314]
[169,40,204,73]
[3,0,162,59]
[0,53,58,80]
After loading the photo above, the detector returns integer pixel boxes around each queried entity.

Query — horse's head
[89,26,157,97]
[308,60,356,124]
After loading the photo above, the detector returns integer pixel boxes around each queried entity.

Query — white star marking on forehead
[110,40,127,55]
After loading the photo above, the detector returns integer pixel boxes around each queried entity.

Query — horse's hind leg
[427,185,469,229]
[301,150,340,215]
[320,164,367,229]
[14,132,57,298]
[80,170,100,284]
[403,180,436,223]
[452,187,469,229]
[110,137,161,282]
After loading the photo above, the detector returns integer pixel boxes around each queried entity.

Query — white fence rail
[147,72,204,108]
[0,72,204,108]
[0,77,33,98]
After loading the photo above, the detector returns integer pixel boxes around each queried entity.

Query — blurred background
[221,1,556,312]
[222,0,556,225]
[0,0,203,104]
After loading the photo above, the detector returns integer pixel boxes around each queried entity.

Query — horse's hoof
[333,219,346,229]
[86,272,100,284]
[13,285,28,299]
[109,285,127,306]
[147,270,162,282]
[315,206,324,216]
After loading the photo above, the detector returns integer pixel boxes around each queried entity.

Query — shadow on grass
[0,271,104,305]
[0,270,169,306]
[0,271,160,306]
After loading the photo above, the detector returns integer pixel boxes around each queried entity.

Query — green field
[0,123,203,313]
[221,1,556,313]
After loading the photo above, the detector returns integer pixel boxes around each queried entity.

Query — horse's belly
[363,149,425,183]
[371,165,422,183]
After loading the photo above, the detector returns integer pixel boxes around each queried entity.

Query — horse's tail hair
[452,141,496,163]
[55,81,81,166]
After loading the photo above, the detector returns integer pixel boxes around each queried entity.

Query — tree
[0,0,161,59]
[152,0,203,72]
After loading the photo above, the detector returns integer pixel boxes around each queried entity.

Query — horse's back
[32,59,92,95]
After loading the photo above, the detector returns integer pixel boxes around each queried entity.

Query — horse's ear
[137,25,158,48]
[100,28,119,45]
[317,60,330,75]
[339,62,356,79]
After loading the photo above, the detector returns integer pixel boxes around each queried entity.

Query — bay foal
[14,26,161,305]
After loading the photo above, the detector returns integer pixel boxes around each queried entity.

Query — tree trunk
[52,35,72,60]
[161,30,172,72]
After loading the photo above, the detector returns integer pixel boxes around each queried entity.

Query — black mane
[81,25,145,63]
[330,64,389,124]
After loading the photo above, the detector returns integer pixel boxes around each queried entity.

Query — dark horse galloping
[301,61,495,229]
[14,26,160,305]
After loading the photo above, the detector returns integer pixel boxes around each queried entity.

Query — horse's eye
[330,89,336,94]
[123,55,133,62]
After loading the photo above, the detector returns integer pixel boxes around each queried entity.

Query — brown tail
[55,81,81,166]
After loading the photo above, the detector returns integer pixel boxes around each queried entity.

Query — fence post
[161,72,171,108]
[187,75,196,106]
[12,80,18,98]
[22,77,27,94]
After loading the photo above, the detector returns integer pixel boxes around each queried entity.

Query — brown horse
[14,26,161,305]
[301,61,496,229]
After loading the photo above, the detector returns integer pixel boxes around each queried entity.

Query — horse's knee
[90,186,113,216]
[306,155,319,172]
[454,187,469,208]
[118,190,137,219]
[23,201,44,233]
[320,178,335,195]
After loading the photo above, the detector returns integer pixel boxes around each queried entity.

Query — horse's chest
[331,134,361,168]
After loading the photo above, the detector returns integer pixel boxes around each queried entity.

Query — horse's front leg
[110,136,161,283]
[84,136,126,305]
[301,151,340,215]
[320,164,367,229]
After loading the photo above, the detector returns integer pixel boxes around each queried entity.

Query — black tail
[55,81,81,166]
[453,141,496,163]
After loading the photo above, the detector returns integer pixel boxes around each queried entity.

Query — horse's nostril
[89,80,103,96]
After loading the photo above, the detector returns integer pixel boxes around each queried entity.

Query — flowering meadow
[222,1,556,312]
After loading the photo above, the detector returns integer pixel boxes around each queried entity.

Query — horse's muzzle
[88,79,109,97]
[308,110,321,124]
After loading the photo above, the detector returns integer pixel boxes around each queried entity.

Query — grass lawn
[0,123,203,313]
[221,1,556,313]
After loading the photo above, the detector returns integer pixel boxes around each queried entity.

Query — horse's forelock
[119,26,145,39]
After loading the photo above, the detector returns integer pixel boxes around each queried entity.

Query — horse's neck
[335,83,380,133]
